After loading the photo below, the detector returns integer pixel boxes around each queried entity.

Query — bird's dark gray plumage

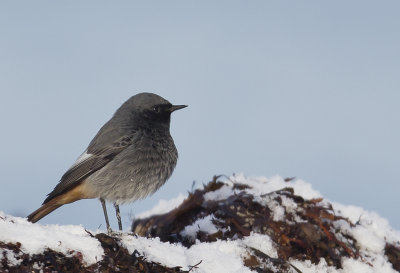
[27,92,187,232]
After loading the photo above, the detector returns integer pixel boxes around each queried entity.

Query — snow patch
[180,215,219,240]
[242,233,278,259]
[136,193,187,219]
[204,184,234,201]
[0,212,103,265]
[0,249,22,267]
[228,174,321,199]
[121,235,253,273]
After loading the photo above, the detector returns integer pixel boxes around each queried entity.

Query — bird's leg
[100,198,112,233]
[114,203,123,231]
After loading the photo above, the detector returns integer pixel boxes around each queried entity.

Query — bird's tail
[27,183,94,223]
[27,200,63,223]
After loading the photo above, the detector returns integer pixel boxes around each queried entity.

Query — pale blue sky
[1,1,399,230]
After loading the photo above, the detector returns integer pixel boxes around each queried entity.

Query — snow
[260,192,303,222]
[333,202,400,246]
[121,235,253,273]
[136,193,186,219]
[180,215,219,240]
[204,184,235,201]
[121,236,188,268]
[241,233,278,258]
[290,256,398,273]
[342,256,397,273]
[0,212,103,265]
[1,174,399,272]
[186,241,252,273]
[263,192,286,221]
[231,174,322,200]
[0,249,21,267]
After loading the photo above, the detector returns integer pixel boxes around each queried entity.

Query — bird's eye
[152,106,160,113]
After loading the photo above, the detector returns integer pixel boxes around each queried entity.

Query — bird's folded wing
[43,136,134,204]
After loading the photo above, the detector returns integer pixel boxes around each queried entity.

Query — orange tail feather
[27,183,94,223]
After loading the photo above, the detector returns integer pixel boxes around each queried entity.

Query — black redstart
[27,92,187,232]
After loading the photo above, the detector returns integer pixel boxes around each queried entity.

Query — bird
[27,92,187,232]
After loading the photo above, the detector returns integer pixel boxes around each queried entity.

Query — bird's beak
[169,105,188,112]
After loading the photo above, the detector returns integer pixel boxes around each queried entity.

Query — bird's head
[116,92,187,129]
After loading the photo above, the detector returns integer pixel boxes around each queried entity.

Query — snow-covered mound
[1,175,400,272]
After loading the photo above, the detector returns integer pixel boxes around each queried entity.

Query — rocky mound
[132,175,400,272]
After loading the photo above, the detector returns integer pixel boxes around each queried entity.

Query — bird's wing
[43,135,135,204]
